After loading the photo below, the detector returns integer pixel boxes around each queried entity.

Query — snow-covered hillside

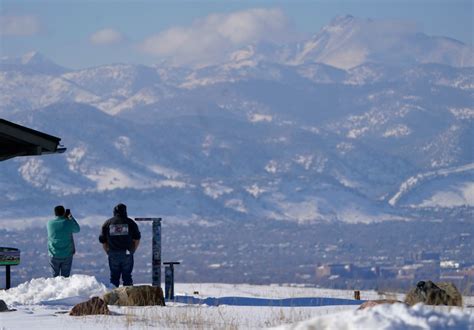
[290,15,474,69]
[0,15,472,223]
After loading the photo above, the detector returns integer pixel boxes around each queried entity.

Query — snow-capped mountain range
[1,16,472,223]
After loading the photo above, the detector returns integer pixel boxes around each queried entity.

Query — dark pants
[108,250,134,287]
[49,255,73,277]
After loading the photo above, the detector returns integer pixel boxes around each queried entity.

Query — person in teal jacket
[47,205,80,277]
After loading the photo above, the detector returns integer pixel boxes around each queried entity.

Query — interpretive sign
[0,247,20,266]
[0,247,20,289]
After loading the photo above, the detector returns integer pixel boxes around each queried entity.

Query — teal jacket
[47,216,80,258]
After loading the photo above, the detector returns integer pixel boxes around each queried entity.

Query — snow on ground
[278,303,474,330]
[0,275,107,305]
[0,275,473,329]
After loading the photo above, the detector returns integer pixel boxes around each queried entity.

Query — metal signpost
[135,218,162,287]
[164,261,180,300]
[0,247,20,290]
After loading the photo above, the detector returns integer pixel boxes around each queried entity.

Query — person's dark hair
[113,203,127,217]
[54,205,66,217]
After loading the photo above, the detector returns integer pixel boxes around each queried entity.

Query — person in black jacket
[99,203,141,287]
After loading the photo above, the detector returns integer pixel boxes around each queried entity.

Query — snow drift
[281,302,474,330]
[0,275,107,305]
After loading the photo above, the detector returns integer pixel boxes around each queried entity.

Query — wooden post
[354,290,361,300]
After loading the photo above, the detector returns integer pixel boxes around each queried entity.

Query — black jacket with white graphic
[99,208,141,252]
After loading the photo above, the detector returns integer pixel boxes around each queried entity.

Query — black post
[135,218,162,288]
[164,261,180,300]
[6,265,11,290]
[152,219,162,287]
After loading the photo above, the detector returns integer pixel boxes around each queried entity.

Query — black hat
[113,203,127,217]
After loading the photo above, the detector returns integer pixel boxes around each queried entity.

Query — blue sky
[1,0,472,69]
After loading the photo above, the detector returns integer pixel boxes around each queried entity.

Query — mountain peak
[21,51,43,64]
[1,51,69,74]
[294,16,474,69]
[328,15,355,27]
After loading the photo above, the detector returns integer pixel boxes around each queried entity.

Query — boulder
[0,299,9,312]
[405,280,463,307]
[103,285,165,306]
[69,297,110,316]
[358,299,406,310]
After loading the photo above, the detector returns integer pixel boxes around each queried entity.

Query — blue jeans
[49,255,73,277]
[108,251,134,287]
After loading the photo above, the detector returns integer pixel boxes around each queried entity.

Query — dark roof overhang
[0,119,66,161]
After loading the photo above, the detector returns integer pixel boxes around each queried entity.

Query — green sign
[0,247,20,266]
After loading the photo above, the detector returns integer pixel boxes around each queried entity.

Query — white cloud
[0,15,41,36]
[89,28,124,45]
[140,8,290,66]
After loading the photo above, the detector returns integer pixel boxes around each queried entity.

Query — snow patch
[264,159,291,173]
[86,167,138,191]
[202,181,233,199]
[336,142,354,155]
[113,136,131,156]
[0,275,107,305]
[18,158,50,188]
[347,127,369,139]
[248,113,273,123]
[148,164,182,179]
[294,154,314,170]
[265,160,278,173]
[383,124,411,138]
[449,107,474,120]
[272,198,324,223]
[110,88,161,115]
[156,180,188,189]
[85,167,187,191]
[419,182,474,207]
[281,303,474,330]
[225,198,247,213]
[338,208,401,224]
[389,163,474,206]
[245,184,266,198]
[66,145,88,172]
[202,134,214,156]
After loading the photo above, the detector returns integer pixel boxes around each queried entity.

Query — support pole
[354,290,361,300]
[164,261,180,300]
[135,218,162,288]
[6,265,11,290]
[152,219,162,287]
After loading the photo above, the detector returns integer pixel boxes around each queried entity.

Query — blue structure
[164,261,180,299]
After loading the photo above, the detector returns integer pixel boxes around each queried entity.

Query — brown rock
[358,299,406,310]
[69,297,110,316]
[405,280,463,307]
[103,285,165,306]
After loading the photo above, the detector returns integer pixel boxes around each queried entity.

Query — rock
[69,297,110,316]
[0,299,9,312]
[405,280,463,307]
[103,285,165,306]
[358,299,406,310]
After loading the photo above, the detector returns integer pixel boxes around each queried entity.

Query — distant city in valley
[2,208,472,293]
